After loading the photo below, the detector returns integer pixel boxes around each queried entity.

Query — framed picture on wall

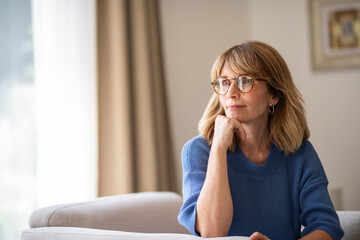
[309,0,360,70]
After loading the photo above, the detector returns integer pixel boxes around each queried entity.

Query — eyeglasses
[210,76,266,95]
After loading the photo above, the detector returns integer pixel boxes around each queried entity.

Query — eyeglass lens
[213,76,254,94]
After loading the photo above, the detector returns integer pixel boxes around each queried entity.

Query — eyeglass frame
[210,76,268,95]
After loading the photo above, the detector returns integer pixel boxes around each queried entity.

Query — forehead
[219,62,246,78]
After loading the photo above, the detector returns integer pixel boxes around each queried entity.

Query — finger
[233,121,247,141]
[213,115,237,148]
[250,232,270,240]
[236,128,247,142]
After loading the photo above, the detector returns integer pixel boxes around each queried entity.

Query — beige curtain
[97,0,177,196]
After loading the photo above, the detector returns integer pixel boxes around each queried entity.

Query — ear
[269,95,279,106]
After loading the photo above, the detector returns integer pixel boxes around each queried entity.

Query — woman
[178,41,344,240]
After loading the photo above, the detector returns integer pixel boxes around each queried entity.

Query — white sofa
[21,192,360,240]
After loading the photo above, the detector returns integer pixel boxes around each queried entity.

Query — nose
[226,81,240,99]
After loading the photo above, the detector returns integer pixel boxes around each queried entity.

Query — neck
[237,120,272,165]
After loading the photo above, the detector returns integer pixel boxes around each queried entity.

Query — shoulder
[182,135,209,152]
[289,140,328,185]
[181,135,210,172]
[287,140,319,164]
[295,140,317,156]
[182,135,211,160]
[284,140,324,175]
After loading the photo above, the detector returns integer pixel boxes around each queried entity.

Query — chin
[226,113,246,122]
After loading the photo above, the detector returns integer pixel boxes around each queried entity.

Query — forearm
[195,146,233,237]
[299,230,333,240]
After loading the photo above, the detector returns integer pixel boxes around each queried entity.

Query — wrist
[211,141,228,154]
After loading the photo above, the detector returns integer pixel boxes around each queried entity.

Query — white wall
[159,0,250,192]
[160,0,360,210]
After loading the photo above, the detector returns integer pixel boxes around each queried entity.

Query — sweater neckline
[228,143,281,180]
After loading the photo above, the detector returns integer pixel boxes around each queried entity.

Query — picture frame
[309,0,360,70]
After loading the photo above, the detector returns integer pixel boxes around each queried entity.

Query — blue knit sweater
[178,135,344,240]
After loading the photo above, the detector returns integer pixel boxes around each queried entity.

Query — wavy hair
[198,41,310,155]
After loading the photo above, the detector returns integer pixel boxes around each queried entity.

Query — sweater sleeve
[177,137,209,236]
[299,141,344,240]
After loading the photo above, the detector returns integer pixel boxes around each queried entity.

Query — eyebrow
[219,75,238,79]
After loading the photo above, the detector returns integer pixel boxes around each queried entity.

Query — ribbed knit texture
[178,135,344,240]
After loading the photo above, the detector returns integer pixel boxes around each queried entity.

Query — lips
[226,105,245,110]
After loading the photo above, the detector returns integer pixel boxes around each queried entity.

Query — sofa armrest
[29,191,189,234]
[21,227,251,240]
[337,211,360,240]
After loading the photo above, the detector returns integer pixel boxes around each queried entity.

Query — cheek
[247,93,271,112]
[219,96,226,109]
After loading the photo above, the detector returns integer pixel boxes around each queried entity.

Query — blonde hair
[198,41,310,155]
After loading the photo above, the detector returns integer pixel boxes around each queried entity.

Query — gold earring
[269,105,275,115]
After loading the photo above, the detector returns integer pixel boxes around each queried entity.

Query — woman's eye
[220,80,230,86]
[243,77,253,84]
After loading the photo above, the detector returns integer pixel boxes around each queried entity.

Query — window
[0,0,36,239]
[0,1,97,239]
